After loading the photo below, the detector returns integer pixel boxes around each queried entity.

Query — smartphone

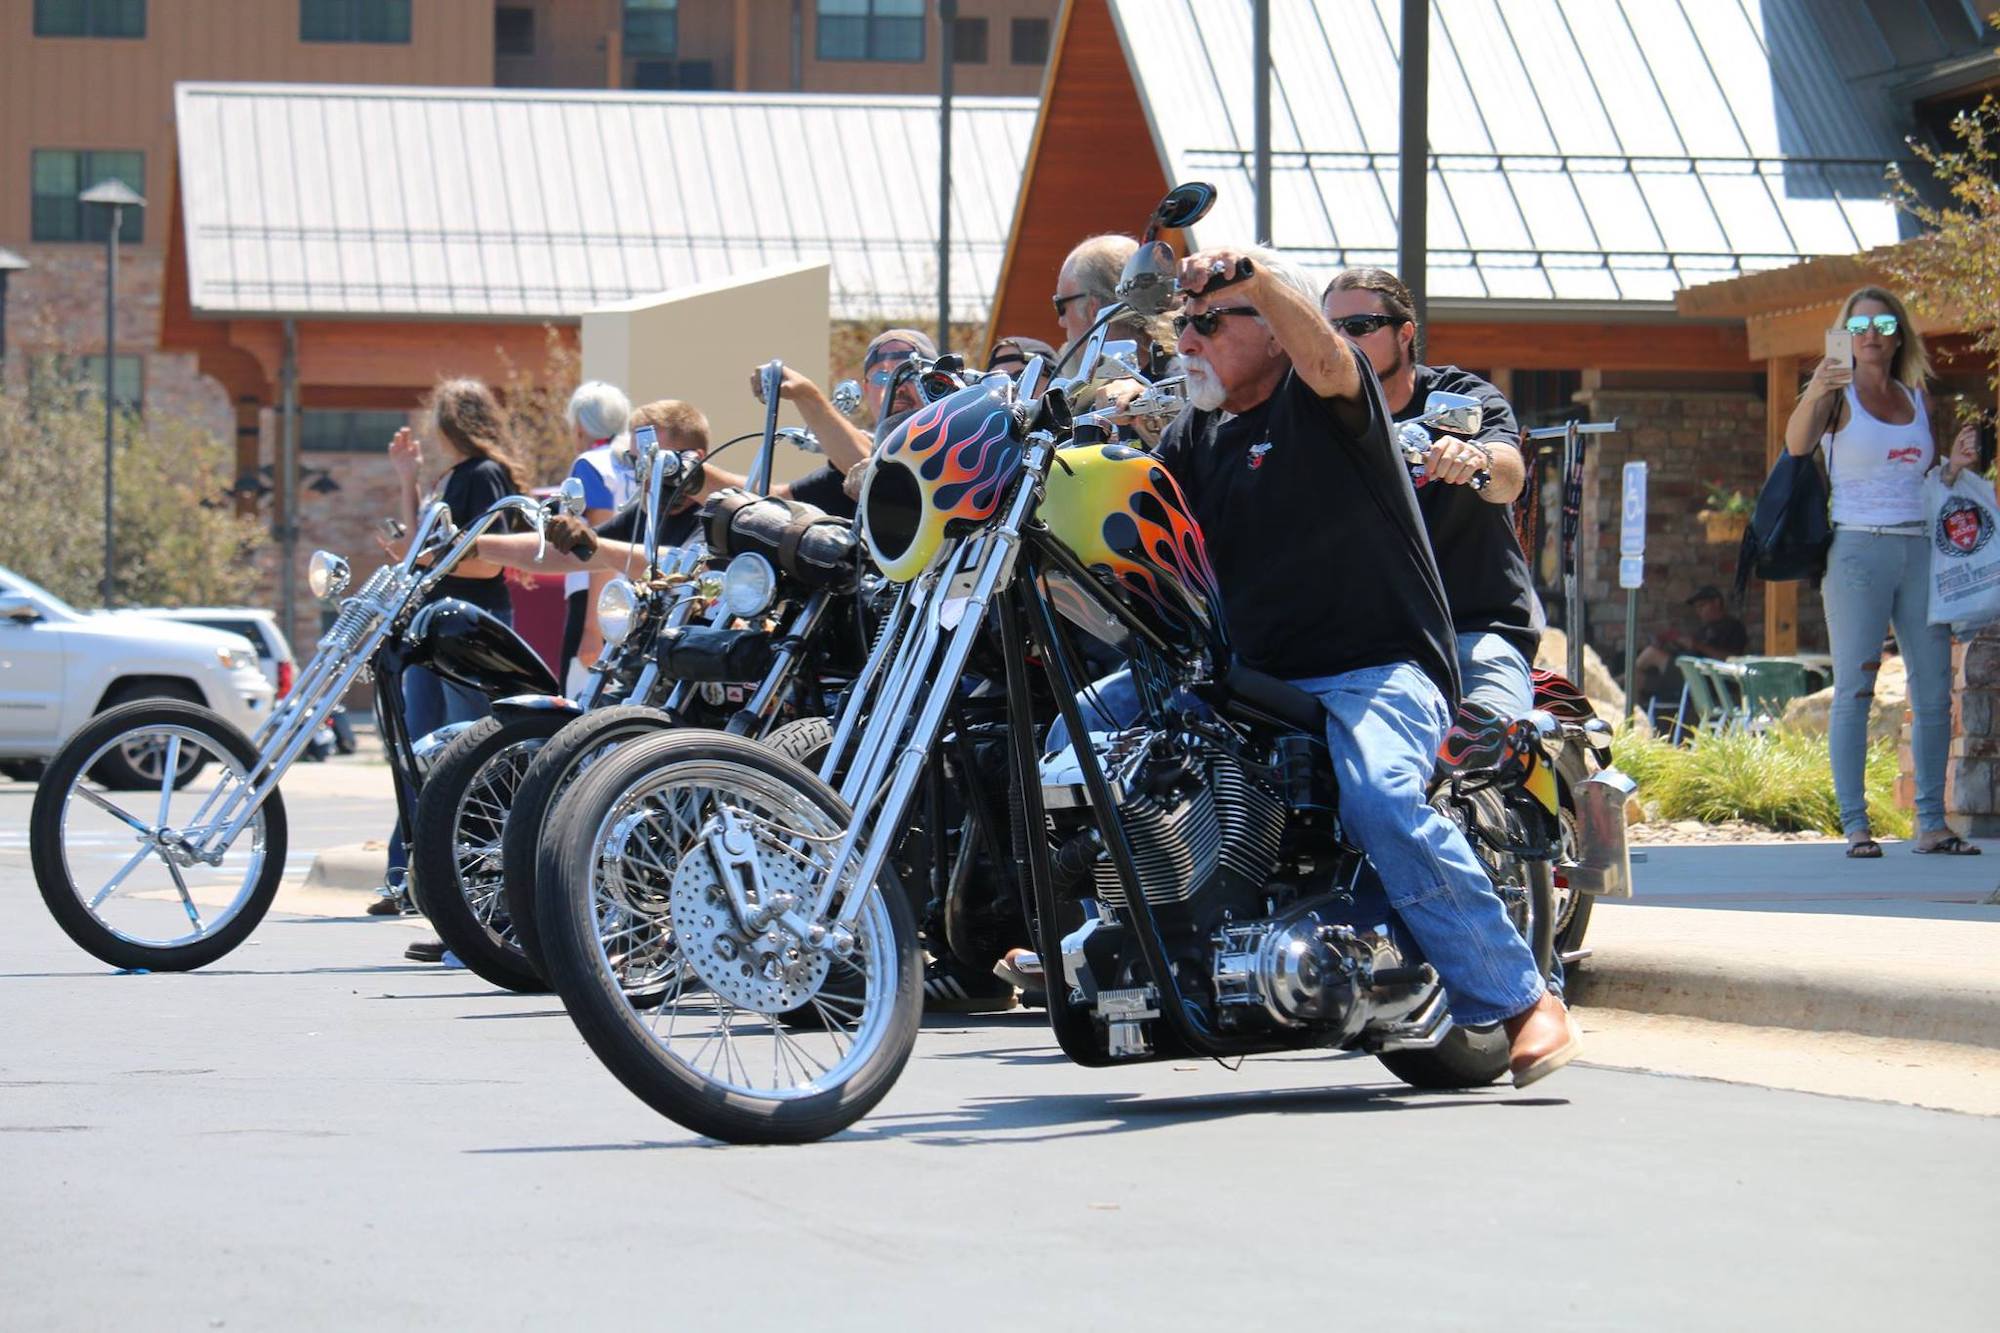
[1823,329,1853,370]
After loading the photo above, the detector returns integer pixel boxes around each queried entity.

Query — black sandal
[1914,835,1982,855]
[1845,839,1883,859]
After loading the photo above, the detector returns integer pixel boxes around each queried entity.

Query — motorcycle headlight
[720,553,777,620]
[597,577,639,646]
[308,550,350,599]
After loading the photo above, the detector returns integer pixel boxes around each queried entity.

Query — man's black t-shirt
[1698,614,1748,658]
[1397,365,1540,660]
[430,457,515,614]
[596,498,700,549]
[787,465,854,518]
[1155,356,1459,705]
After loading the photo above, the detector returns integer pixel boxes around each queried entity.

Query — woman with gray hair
[560,380,636,693]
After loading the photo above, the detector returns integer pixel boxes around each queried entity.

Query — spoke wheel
[507,706,675,979]
[540,729,920,1144]
[30,700,286,971]
[408,711,576,993]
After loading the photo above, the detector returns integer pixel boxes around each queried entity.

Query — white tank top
[1825,382,1931,527]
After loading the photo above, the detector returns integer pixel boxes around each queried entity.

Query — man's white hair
[1240,246,1321,313]
[566,380,632,442]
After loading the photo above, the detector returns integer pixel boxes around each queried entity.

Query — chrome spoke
[164,856,205,933]
[155,736,182,826]
[77,785,152,836]
[88,844,158,910]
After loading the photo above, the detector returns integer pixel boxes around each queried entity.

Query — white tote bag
[1927,469,2000,631]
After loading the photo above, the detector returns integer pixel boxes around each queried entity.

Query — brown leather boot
[1505,991,1582,1089]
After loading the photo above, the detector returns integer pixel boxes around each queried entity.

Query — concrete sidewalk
[1570,901,2000,1049]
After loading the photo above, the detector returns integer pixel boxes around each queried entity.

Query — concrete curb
[1569,905,2000,1051]
[299,843,389,895]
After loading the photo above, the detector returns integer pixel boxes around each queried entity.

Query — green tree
[0,359,268,608]
[1886,25,2000,398]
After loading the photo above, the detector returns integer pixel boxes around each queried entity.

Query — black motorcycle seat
[1217,662,1324,734]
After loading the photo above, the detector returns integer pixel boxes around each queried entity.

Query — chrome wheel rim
[451,737,547,946]
[576,759,894,1101]
[60,725,267,948]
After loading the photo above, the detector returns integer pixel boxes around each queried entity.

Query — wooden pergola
[1676,248,1992,654]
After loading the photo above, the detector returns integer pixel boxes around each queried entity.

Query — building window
[1010,16,1049,66]
[495,5,535,56]
[300,0,411,44]
[632,59,713,90]
[30,354,144,413]
[817,0,924,63]
[31,150,144,244]
[301,409,408,453]
[952,16,986,64]
[623,0,677,58]
[34,0,145,37]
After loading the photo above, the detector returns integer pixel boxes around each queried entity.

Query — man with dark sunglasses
[1052,243,1580,1087]
[1323,267,1540,718]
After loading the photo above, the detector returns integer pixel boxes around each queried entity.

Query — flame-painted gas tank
[1037,442,1228,661]
[860,381,1027,582]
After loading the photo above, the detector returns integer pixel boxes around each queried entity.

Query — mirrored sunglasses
[1846,314,1899,337]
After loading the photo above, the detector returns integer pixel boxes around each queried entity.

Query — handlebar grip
[1204,256,1256,293]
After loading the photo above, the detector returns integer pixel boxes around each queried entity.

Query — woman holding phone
[1784,285,1984,858]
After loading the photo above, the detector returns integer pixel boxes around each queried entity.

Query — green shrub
[1613,729,1913,838]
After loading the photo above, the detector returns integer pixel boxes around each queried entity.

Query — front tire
[408,711,575,993]
[505,705,675,978]
[31,700,286,971]
[539,730,922,1144]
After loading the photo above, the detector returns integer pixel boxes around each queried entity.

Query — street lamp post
[0,247,28,379]
[78,179,145,608]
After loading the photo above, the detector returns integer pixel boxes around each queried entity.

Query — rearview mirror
[1115,240,1180,315]
[558,475,588,516]
[831,380,863,418]
[1145,181,1218,242]
[1420,390,1483,437]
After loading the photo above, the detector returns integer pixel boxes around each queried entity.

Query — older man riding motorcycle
[1057,244,1579,1086]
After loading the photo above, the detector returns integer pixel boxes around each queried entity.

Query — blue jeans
[1048,663,1546,1027]
[385,663,496,881]
[1823,528,1952,837]
[1456,631,1534,718]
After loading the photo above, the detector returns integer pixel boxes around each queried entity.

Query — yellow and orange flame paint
[865,384,1026,581]
[1039,443,1226,657]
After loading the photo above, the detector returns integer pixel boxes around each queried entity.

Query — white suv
[0,566,276,786]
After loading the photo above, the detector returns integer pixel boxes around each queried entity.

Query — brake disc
[668,829,829,1014]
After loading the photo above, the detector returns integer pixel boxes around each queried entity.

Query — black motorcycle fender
[404,599,560,699]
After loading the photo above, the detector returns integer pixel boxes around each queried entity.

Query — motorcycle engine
[1045,727,1425,1054]
[1040,728,1286,908]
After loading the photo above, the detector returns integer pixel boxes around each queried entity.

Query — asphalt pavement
[2,768,1997,1328]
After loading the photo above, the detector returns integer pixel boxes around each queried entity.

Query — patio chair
[1736,657,1815,727]
[1674,656,1726,740]
[1703,659,1752,732]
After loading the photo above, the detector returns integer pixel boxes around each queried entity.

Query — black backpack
[1732,450,1832,600]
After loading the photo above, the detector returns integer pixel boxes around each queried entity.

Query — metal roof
[173,82,1037,323]
[1108,0,1935,304]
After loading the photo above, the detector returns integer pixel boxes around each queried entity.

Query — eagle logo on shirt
[1247,440,1273,470]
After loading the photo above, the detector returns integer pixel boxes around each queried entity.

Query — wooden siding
[983,0,1166,354]
[0,0,495,253]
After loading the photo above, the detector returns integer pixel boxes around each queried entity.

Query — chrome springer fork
[803,441,1052,928]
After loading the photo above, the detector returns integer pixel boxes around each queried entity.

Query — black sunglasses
[1173,305,1260,338]
[1328,313,1409,337]
[1051,292,1088,317]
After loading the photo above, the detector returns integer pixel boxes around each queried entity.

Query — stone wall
[1948,627,2000,836]
[1574,387,1828,682]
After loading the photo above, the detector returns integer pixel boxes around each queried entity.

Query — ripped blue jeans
[1823,527,1952,837]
